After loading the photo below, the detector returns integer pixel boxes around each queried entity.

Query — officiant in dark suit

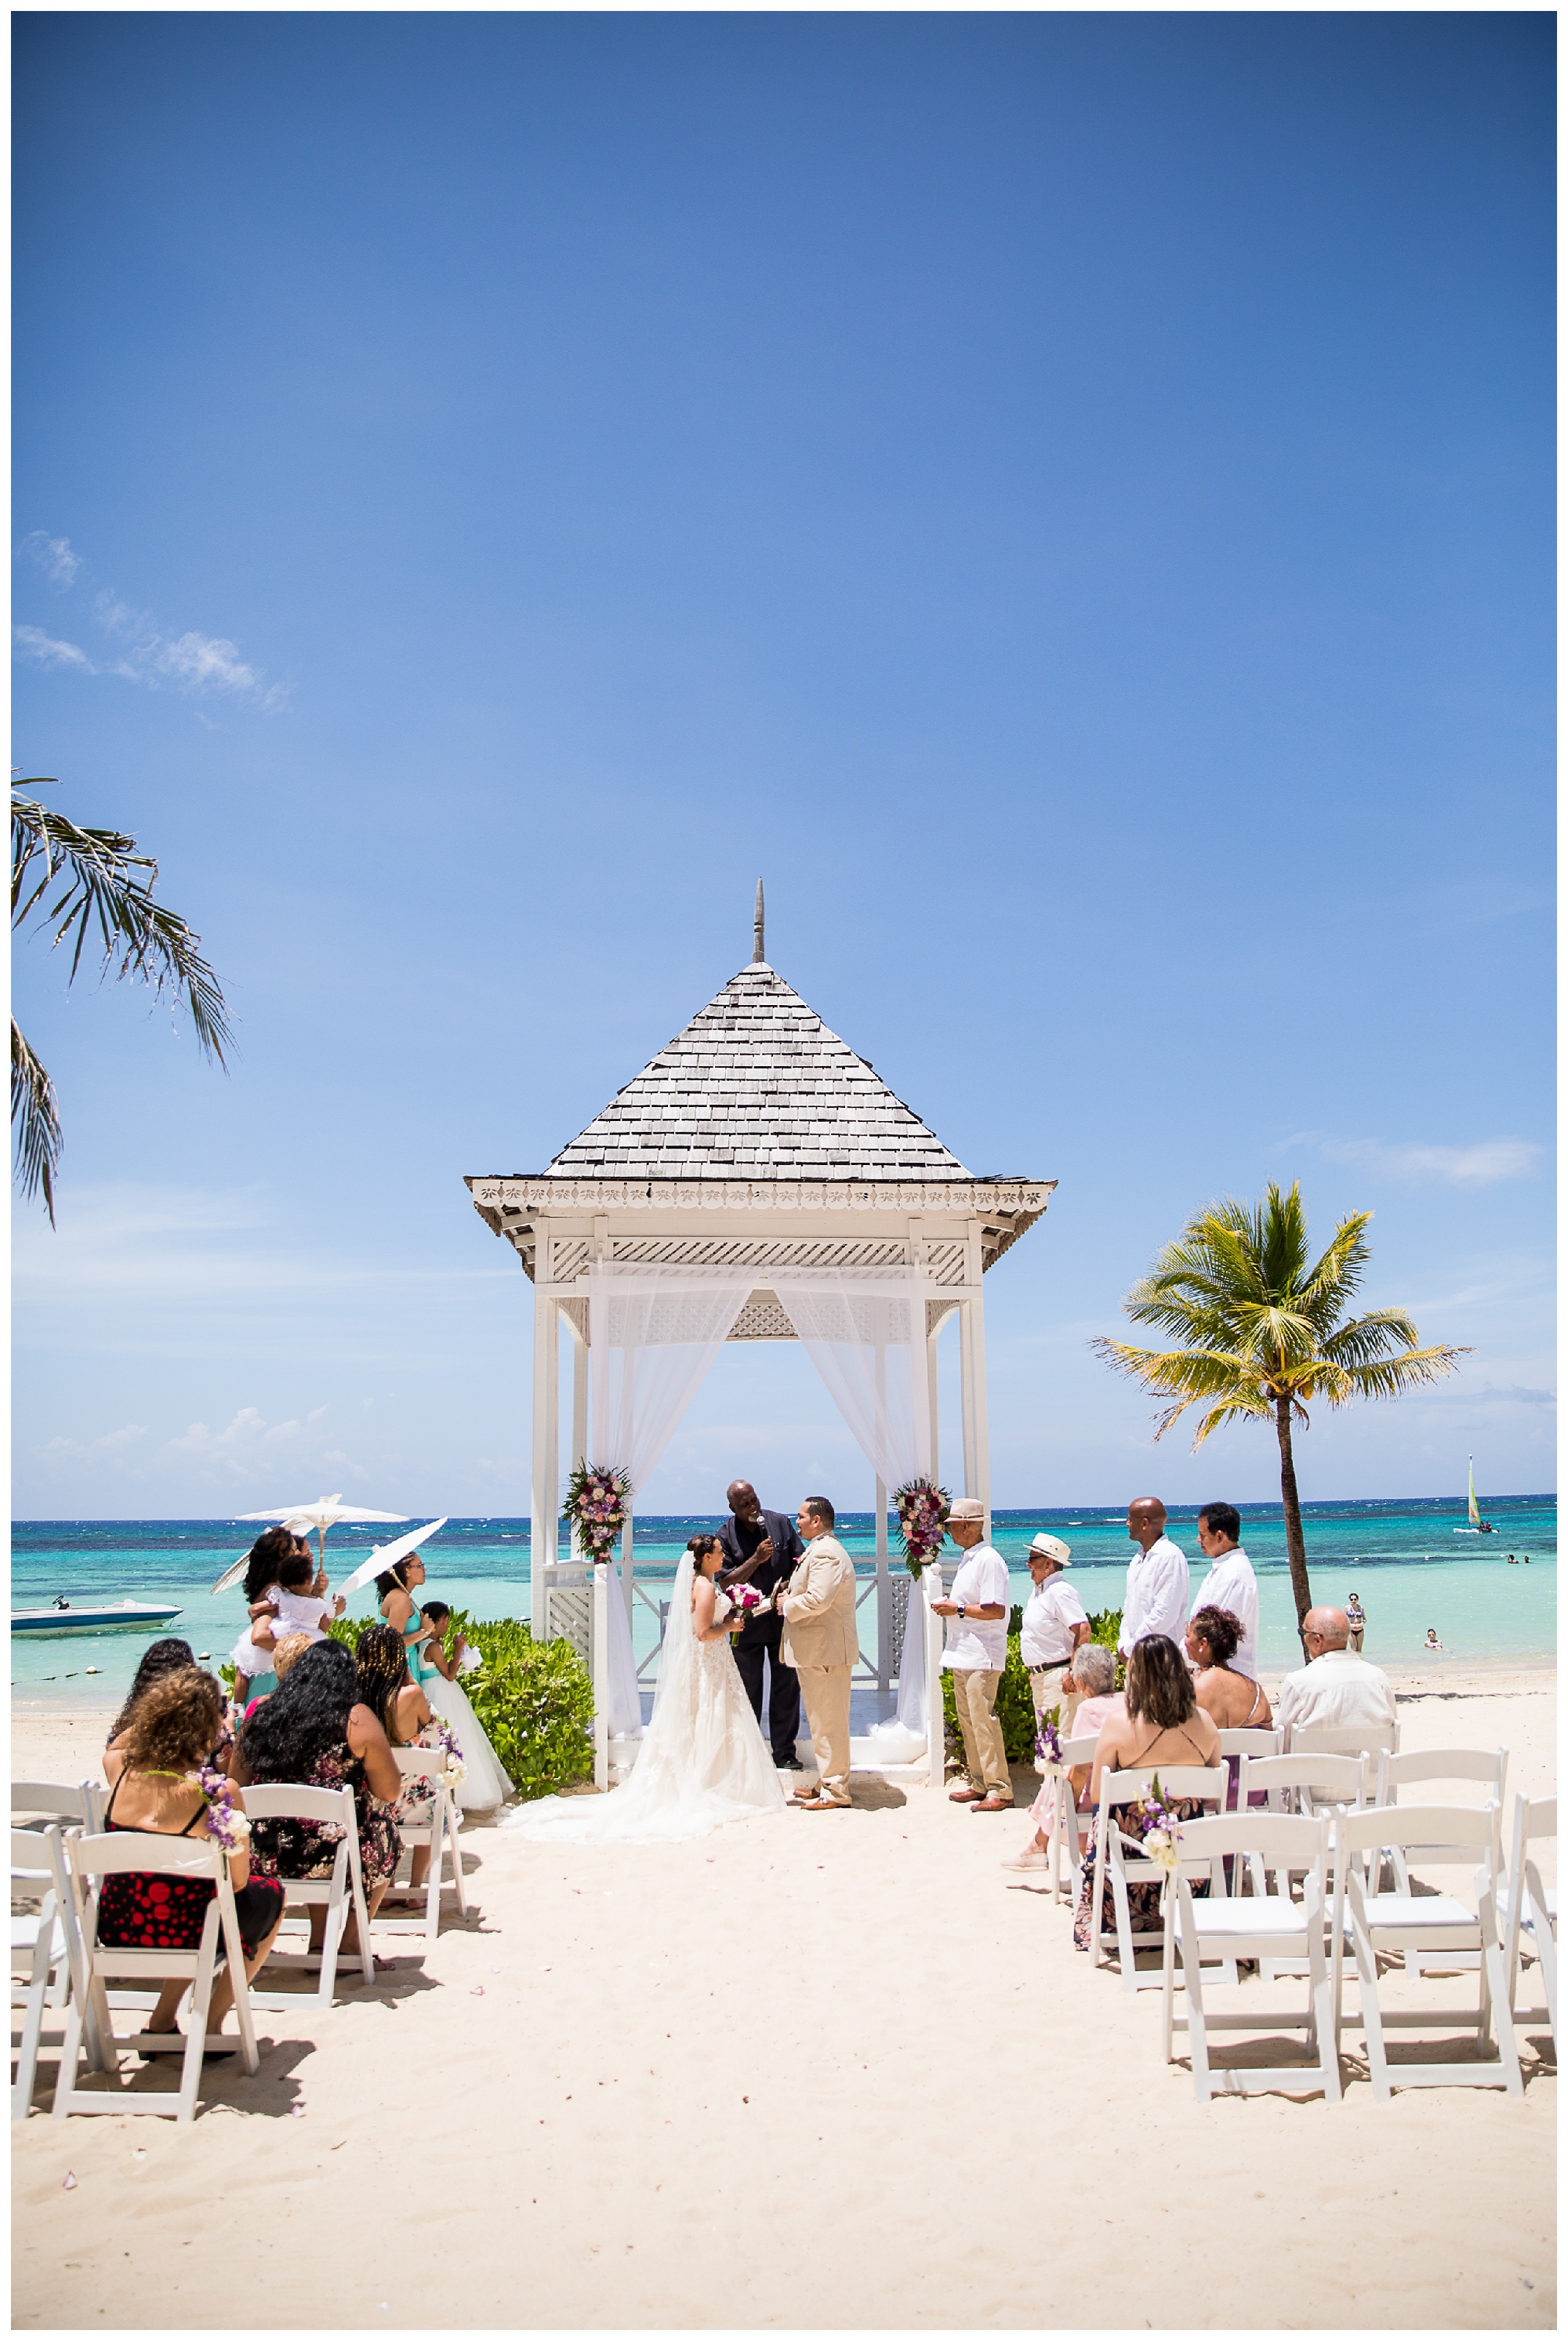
[717,1478,804,1769]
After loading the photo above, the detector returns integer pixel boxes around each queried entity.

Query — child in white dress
[231,1545,344,1695]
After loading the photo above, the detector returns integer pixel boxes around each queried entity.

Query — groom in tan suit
[776,1495,858,1810]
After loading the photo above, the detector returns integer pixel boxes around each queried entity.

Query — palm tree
[1092,1182,1467,1646]
[11,776,232,1224]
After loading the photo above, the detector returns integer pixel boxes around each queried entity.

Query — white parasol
[211,1493,408,1594]
[333,1519,449,1602]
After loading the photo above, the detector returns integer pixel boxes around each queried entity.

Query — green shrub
[328,1610,594,1802]
[942,1604,1127,1770]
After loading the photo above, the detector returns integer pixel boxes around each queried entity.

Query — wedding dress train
[500,1559,787,1846]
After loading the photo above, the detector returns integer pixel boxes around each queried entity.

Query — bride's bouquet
[727,1584,766,1617]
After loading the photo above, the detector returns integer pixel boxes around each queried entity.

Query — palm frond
[1319,1308,1425,1366]
[1338,1345,1470,1399]
[10,1018,60,1225]
[11,790,233,1062]
[1187,1393,1278,1446]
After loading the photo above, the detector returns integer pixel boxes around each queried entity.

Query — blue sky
[13,12,1554,1522]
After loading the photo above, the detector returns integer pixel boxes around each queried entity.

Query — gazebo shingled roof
[542,960,971,1182]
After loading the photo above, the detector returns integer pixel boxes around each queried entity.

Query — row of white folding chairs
[13,1750,468,2121]
[1037,1726,1288,1908]
[1059,1737,1527,2000]
[1159,1797,1537,2102]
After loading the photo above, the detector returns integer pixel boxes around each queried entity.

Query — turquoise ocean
[11,1494,1555,1709]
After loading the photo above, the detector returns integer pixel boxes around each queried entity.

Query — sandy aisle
[13,1668,1555,2330]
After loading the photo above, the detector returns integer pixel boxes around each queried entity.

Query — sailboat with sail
[1454,1455,1495,1533]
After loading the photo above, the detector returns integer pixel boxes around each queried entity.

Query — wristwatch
[956,1602,967,1618]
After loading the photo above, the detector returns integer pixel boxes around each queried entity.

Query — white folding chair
[1499,1794,1556,2053]
[51,1831,262,2124]
[1036,1734,1101,1904]
[237,1786,375,2009]
[1372,1748,1508,1961]
[1287,1720,1399,1762]
[1232,1752,1367,1980]
[12,1827,85,2121]
[1333,1803,1521,2100]
[377,1748,467,1944]
[1160,1811,1341,2102]
[1091,1767,1227,1994]
[1216,1728,1282,1764]
[13,1781,107,1833]
[1238,1751,1367,1826]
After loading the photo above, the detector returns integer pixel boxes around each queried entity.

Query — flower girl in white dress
[502,1534,787,1846]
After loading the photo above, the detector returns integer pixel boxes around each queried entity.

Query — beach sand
[12,1664,1556,2330]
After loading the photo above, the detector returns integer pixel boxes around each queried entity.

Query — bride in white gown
[501,1535,787,1846]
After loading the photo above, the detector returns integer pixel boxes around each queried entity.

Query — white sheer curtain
[766,1265,934,1748]
[588,1262,757,1737]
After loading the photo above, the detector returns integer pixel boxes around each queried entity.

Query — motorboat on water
[10,1598,183,1637]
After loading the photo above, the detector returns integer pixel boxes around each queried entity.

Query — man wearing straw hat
[1020,1533,1092,1742]
[931,1497,1014,1811]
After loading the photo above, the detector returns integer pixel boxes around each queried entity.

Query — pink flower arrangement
[893,1476,951,1577]
[563,1461,632,1562]
[728,1584,765,1614]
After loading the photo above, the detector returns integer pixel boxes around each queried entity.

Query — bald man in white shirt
[1118,1497,1189,1657]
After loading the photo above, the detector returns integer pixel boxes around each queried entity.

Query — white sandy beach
[12,1664,1556,2331]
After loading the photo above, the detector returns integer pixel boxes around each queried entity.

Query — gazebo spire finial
[753,877,765,964]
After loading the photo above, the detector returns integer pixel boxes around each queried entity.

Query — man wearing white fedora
[1020,1533,1091,1743]
[931,1497,1014,1810]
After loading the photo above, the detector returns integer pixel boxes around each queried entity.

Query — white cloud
[1320,1136,1544,1188]
[13,538,282,706]
[153,630,262,694]
[19,532,82,586]
[40,1421,150,1462]
[13,624,95,673]
[158,1405,367,1487]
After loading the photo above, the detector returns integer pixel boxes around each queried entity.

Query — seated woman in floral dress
[1073,1634,1221,1954]
[233,1639,402,1953]
[96,1668,285,2052]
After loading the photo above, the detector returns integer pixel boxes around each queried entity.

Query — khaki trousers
[794,1662,852,1803]
[1030,1664,1083,1743]
[949,1666,1011,1799]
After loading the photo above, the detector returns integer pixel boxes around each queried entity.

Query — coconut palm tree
[1092,1182,1467,1645]
[11,776,232,1224]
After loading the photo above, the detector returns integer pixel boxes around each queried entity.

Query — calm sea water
[10,1494,1555,1708]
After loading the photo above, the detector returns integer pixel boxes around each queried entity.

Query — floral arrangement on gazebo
[563,1462,632,1563]
[894,1476,950,1577]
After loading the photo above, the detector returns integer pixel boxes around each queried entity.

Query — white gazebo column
[530,1258,560,1635]
[567,1315,588,1562]
[622,1497,635,1623]
[874,1474,890,1696]
[959,1295,978,1500]
[969,1279,992,1544]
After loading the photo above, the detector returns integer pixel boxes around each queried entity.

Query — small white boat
[10,1599,183,1638]
[1453,1456,1495,1534]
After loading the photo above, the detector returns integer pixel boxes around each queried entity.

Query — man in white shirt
[1275,1607,1397,1738]
[1118,1498,1189,1657]
[931,1497,1014,1811]
[1189,1501,1260,1681]
[1019,1533,1091,1740]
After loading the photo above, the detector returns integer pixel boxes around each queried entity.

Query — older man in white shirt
[1276,1607,1397,1738]
[1189,1501,1259,1680]
[1118,1497,1189,1657]
[931,1497,1014,1811]
[1019,1533,1091,1740]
